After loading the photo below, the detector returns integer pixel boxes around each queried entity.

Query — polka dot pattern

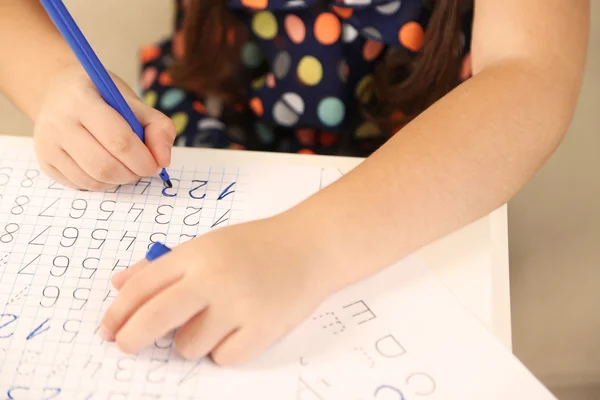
[252,11,278,40]
[141,0,474,156]
[297,56,323,86]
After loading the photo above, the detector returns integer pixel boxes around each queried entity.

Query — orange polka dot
[141,45,161,63]
[193,101,206,114]
[285,14,306,44]
[399,22,424,52]
[250,97,264,116]
[229,143,246,150]
[391,111,406,121]
[173,30,185,58]
[320,131,338,147]
[158,71,173,86]
[332,6,353,19]
[314,13,341,45]
[296,128,316,146]
[241,0,268,9]
[362,40,384,61]
[298,148,315,155]
[266,73,276,88]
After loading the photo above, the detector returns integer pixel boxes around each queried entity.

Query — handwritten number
[183,207,202,227]
[60,227,79,248]
[0,314,18,338]
[72,288,90,311]
[189,180,208,199]
[162,178,180,197]
[128,204,144,222]
[60,319,81,344]
[18,254,40,275]
[69,199,88,219]
[21,169,39,188]
[81,257,99,279]
[90,229,108,250]
[155,205,173,225]
[11,196,29,215]
[106,185,121,194]
[135,178,152,195]
[149,232,166,250]
[39,199,59,217]
[29,226,50,246]
[211,210,230,228]
[120,232,136,251]
[0,224,19,243]
[179,234,196,244]
[98,200,116,221]
[26,318,50,340]
[40,286,59,308]
[146,359,168,383]
[0,167,12,186]
[114,357,136,382]
[50,256,69,278]
[218,182,236,200]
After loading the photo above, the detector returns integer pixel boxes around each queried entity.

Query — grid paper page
[0,138,322,400]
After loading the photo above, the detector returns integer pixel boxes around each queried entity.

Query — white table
[0,135,512,350]
[172,145,512,350]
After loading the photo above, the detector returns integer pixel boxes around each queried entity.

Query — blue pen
[40,0,172,188]
[146,242,172,262]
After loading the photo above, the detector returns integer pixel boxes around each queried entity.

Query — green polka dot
[160,88,185,110]
[242,42,264,68]
[171,112,189,135]
[255,122,274,143]
[143,91,158,108]
[252,11,278,40]
[317,97,345,127]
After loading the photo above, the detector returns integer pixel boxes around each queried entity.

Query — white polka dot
[342,23,359,43]
[205,97,223,118]
[273,51,292,79]
[176,135,187,147]
[197,118,226,132]
[344,0,370,5]
[273,92,304,126]
[376,0,401,15]
[362,27,382,41]
[285,0,306,8]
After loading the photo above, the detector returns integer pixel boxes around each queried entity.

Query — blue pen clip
[40,0,173,188]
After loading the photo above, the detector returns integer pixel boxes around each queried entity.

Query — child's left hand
[99,215,333,366]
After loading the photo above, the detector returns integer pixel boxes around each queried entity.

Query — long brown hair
[170,0,465,135]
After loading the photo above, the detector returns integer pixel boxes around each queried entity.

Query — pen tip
[164,179,173,189]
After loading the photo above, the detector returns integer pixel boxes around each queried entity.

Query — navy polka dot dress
[140,0,473,156]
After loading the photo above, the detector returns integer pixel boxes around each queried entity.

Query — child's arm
[288,0,590,288]
[0,0,175,190]
[99,0,589,366]
[0,0,77,119]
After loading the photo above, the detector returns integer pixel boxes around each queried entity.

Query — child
[0,0,589,366]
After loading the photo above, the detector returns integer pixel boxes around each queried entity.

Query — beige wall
[0,2,599,399]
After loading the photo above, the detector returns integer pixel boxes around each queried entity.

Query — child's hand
[33,64,176,191]
[99,217,333,366]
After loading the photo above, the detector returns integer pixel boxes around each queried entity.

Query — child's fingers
[100,260,185,341]
[111,259,148,290]
[81,96,159,177]
[38,161,78,190]
[174,307,237,360]
[115,279,209,354]
[130,101,176,169]
[61,126,139,185]
[49,148,113,191]
[211,326,274,367]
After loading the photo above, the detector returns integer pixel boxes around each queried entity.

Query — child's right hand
[33,64,176,191]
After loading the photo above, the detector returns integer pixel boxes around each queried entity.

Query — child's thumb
[132,101,176,169]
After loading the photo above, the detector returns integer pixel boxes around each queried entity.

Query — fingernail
[98,324,114,341]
